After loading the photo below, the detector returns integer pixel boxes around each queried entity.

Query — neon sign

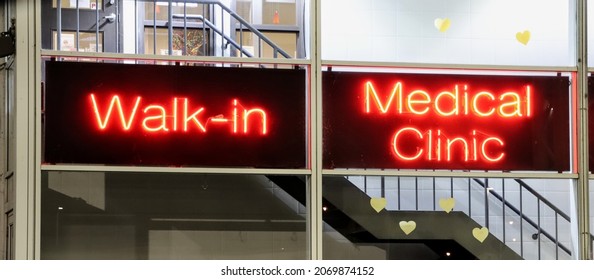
[323,71,570,171]
[44,61,306,168]
[365,82,531,118]
[89,95,267,135]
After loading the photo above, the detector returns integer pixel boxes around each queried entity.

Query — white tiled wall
[347,176,574,259]
[322,0,573,66]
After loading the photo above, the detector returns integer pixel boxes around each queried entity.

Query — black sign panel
[323,71,570,171]
[44,61,306,168]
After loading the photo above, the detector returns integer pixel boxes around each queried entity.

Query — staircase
[169,0,292,58]
[269,174,586,260]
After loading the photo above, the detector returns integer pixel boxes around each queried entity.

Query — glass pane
[42,171,308,260]
[145,2,208,21]
[52,0,102,10]
[323,175,572,260]
[263,1,296,25]
[237,0,253,23]
[52,31,103,52]
[322,0,573,66]
[236,31,297,58]
[144,27,207,56]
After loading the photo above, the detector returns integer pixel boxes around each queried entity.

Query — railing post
[484,178,489,228]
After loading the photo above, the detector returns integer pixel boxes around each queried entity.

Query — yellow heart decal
[399,221,416,235]
[434,18,451,33]
[370,198,387,213]
[516,30,531,45]
[472,227,489,243]
[439,197,455,213]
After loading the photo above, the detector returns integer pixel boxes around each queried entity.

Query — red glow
[89,94,268,135]
[90,94,141,130]
[391,127,505,163]
[363,81,530,164]
[364,81,532,118]
[392,127,423,160]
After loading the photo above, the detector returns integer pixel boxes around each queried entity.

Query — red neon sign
[323,71,570,171]
[89,94,268,135]
[43,61,306,168]
[364,81,532,164]
[391,127,504,163]
[365,82,531,118]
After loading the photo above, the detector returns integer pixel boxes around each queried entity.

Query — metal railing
[202,0,292,58]
[473,178,571,259]
[346,175,577,260]
[172,14,254,57]
[49,0,291,58]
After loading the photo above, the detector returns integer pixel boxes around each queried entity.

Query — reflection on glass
[52,0,102,9]
[144,27,207,56]
[237,0,253,23]
[41,172,307,260]
[52,31,103,52]
[263,1,296,25]
[144,2,208,21]
[236,31,296,58]
[323,175,572,260]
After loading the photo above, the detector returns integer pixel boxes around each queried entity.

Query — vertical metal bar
[96,0,99,52]
[468,178,471,217]
[380,176,385,198]
[502,179,506,243]
[432,177,436,211]
[310,0,323,259]
[258,38,261,57]
[202,3,206,55]
[184,0,187,55]
[397,177,401,210]
[76,0,80,51]
[135,0,138,54]
[415,177,419,211]
[450,177,454,197]
[239,23,243,57]
[57,0,62,50]
[363,176,367,194]
[520,184,524,257]
[221,7,224,56]
[168,0,173,55]
[116,0,120,52]
[484,178,489,228]
[153,1,157,55]
[577,0,592,260]
[537,199,541,259]
[555,213,559,259]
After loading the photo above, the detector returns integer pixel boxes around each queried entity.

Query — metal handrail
[175,0,292,58]
[513,179,594,251]
[172,14,254,58]
[205,0,292,58]
[472,178,572,256]
[514,179,570,220]
[350,175,581,259]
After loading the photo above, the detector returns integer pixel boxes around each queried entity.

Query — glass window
[323,175,572,260]
[237,0,253,23]
[144,2,208,22]
[42,171,308,260]
[52,31,104,52]
[52,0,102,10]
[236,31,297,58]
[263,1,296,25]
[144,27,208,55]
[322,0,573,66]
[236,0,297,25]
